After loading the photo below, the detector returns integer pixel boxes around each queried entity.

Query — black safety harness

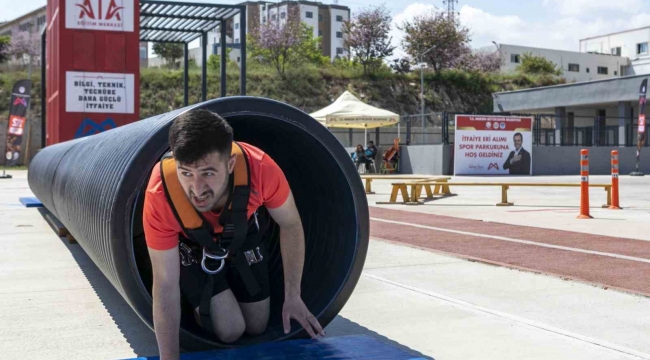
[159,142,269,334]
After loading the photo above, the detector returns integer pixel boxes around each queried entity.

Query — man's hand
[282,295,325,339]
[511,154,521,164]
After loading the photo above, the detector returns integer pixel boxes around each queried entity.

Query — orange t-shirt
[143,142,290,251]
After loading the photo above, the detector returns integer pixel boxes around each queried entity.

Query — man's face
[514,135,523,150]
[176,151,236,212]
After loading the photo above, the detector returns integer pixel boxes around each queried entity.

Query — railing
[325,112,646,147]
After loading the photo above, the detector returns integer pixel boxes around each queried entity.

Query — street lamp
[419,45,436,142]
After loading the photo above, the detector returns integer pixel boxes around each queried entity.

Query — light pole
[420,45,436,143]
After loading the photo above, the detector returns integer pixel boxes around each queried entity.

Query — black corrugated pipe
[28,97,369,351]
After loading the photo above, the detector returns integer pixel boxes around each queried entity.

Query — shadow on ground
[37,208,160,358]
[325,315,434,360]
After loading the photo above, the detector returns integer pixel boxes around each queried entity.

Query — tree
[516,52,562,76]
[249,7,323,78]
[453,48,503,73]
[0,36,10,64]
[399,9,470,72]
[343,4,395,74]
[8,31,40,64]
[152,43,184,68]
[207,48,233,72]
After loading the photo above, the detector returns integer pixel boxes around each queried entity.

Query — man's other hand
[282,296,325,339]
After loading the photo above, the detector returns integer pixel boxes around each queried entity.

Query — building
[0,6,47,64]
[163,0,350,68]
[580,26,650,76]
[495,43,628,83]
[0,5,148,66]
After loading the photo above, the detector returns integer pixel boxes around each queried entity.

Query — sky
[4,0,650,59]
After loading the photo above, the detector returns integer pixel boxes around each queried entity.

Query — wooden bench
[391,181,613,206]
[359,175,451,194]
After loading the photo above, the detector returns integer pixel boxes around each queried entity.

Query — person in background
[365,141,378,172]
[351,144,370,171]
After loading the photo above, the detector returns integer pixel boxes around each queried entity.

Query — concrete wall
[345,145,452,175]
[500,44,627,83]
[532,146,649,175]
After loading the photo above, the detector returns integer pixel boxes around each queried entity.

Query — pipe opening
[130,111,365,348]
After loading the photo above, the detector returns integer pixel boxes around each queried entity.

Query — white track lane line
[370,217,650,264]
[364,273,650,360]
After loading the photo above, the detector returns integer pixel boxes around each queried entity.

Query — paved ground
[2,170,650,359]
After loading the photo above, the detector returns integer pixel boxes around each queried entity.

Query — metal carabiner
[201,247,229,275]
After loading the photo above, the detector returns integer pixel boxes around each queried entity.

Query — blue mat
[19,197,43,208]
[122,335,426,360]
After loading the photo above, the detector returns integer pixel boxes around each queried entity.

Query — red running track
[369,207,650,297]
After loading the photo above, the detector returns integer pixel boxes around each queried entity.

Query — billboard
[66,71,135,113]
[65,0,134,32]
[4,80,32,166]
[454,115,533,175]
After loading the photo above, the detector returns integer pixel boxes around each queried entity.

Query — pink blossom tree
[9,30,41,65]
[453,48,503,73]
[249,7,306,78]
[343,5,395,74]
[399,9,470,72]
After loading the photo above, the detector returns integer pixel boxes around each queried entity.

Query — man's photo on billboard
[503,132,531,175]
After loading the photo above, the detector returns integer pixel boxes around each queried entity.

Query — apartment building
[182,0,350,67]
[0,6,47,64]
[580,26,650,76]
[495,43,628,83]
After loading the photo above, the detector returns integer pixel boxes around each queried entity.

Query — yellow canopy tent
[310,91,401,144]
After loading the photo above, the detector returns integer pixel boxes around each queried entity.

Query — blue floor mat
[122,335,427,360]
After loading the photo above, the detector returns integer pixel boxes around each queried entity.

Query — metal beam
[140,11,238,21]
[141,26,202,33]
[184,43,189,107]
[41,28,46,148]
[140,0,240,9]
[239,6,246,96]
[220,19,226,97]
[202,31,208,102]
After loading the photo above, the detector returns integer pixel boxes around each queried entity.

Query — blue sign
[74,118,116,139]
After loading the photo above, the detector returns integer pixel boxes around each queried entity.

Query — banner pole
[631,79,647,176]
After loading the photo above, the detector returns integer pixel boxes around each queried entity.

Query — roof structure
[139,0,242,44]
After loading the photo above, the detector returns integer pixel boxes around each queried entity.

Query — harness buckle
[201,247,229,275]
[179,243,198,266]
[244,246,263,265]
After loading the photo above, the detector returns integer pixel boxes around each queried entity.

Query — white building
[165,0,350,68]
[580,26,650,76]
[495,43,628,83]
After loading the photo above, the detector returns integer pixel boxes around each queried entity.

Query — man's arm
[503,151,514,169]
[267,191,324,339]
[148,246,181,360]
[523,150,531,174]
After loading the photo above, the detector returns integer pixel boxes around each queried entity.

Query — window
[140,48,146,59]
[37,15,46,27]
[336,31,342,38]
[615,70,618,75]
[638,42,648,55]
[568,63,579,72]
[336,15,343,22]
[281,12,286,19]
[510,54,520,63]
[263,17,266,23]
[271,14,276,20]
[235,38,239,44]
[235,23,239,29]
[319,14,323,21]
[336,47,344,55]
[586,67,590,73]
[611,47,621,56]
[597,66,608,74]
[318,30,322,36]
[306,11,313,18]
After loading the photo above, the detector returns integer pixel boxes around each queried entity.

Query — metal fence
[326,112,650,147]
